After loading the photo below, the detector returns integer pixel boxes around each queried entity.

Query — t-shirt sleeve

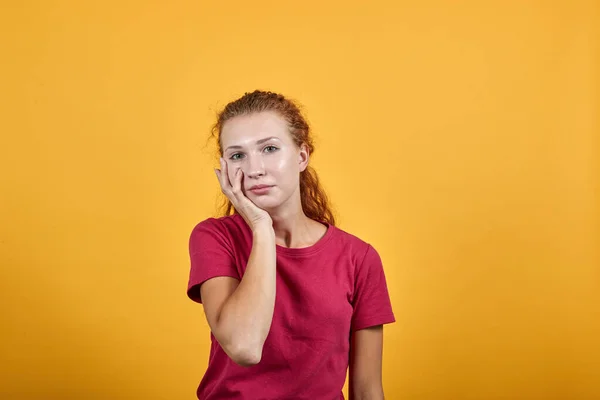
[187,218,240,304]
[351,244,396,331]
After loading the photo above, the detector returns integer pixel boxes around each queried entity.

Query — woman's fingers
[216,157,234,194]
[217,158,244,201]
[215,168,224,192]
[215,159,228,195]
[213,157,272,229]
[232,167,243,194]
[221,158,232,188]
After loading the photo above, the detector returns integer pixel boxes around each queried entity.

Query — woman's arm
[200,225,276,367]
[348,325,385,400]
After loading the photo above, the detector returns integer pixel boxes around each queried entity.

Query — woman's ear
[298,143,310,172]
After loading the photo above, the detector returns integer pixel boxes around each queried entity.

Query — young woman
[187,90,395,399]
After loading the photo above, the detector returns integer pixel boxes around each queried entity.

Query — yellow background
[1,1,598,399]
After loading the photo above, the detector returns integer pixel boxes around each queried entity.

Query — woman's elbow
[226,342,263,367]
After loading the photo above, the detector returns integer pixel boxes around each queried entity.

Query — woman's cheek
[272,156,289,171]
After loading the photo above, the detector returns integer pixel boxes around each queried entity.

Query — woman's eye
[229,146,276,160]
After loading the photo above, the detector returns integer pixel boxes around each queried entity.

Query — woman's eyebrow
[225,136,280,152]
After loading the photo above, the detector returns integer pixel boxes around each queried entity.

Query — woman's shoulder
[190,213,250,242]
[192,213,245,230]
[327,223,374,255]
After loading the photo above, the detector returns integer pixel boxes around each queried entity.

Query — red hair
[208,90,336,226]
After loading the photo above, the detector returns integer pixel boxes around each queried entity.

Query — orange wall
[1,1,598,399]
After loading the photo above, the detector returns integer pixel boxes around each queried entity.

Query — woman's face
[220,111,309,210]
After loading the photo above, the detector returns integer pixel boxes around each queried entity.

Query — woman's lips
[249,186,273,195]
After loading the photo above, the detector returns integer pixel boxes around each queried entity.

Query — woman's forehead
[221,111,290,147]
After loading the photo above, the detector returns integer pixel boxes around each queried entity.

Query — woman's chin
[251,196,279,209]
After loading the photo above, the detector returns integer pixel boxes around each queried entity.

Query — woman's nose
[245,155,265,178]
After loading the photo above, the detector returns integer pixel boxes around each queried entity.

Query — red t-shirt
[187,213,395,400]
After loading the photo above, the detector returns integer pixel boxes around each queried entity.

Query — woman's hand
[215,157,273,231]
